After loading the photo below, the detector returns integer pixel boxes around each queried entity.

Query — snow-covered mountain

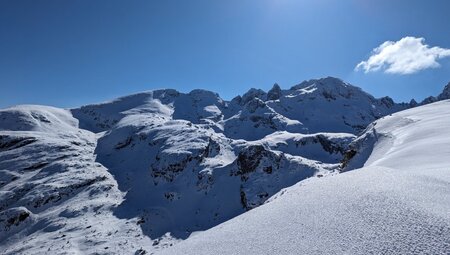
[0,77,449,254]
[161,99,450,255]
[72,77,409,138]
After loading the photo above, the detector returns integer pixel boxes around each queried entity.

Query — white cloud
[355,36,450,75]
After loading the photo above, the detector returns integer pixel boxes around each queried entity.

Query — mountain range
[1,77,449,254]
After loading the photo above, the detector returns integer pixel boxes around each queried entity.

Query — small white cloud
[356,36,450,75]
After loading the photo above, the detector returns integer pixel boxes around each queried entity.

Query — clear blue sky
[1,0,450,108]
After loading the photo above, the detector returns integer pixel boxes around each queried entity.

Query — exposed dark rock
[151,154,192,183]
[135,248,147,255]
[263,166,273,174]
[202,138,220,158]
[322,90,337,101]
[267,83,282,100]
[23,162,49,171]
[380,96,395,108]
[340,149,357,169]
[235,145,266,176]
[240,88,267,105]
[421,96,437,105]
[197,171,214,191]
[409,99,418,107]
[115,137,133,150]
[317,135,346,155]
[437,82,450,101]
[230,95,242,105]
[31,112,51,123]
[0,207,31,231]
[232,145,282,182]
[240,188,249,210]
[0,136,37,151]
[245,98,267,114]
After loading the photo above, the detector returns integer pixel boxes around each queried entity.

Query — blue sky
[1,0,450,108]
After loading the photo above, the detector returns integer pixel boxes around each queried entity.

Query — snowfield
[0,105,154,254]
[160,100,450,254]
[0,77,449,254]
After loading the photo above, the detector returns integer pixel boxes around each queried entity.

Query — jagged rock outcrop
[437,82,450,101]
[239,88,267,105]
[409,99,418,107]
[267,83,282,100]
[420,96,437,105]
[231,145,319,210]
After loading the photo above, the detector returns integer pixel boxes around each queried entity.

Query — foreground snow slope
[161,100,450,254]
[0,106,154,254]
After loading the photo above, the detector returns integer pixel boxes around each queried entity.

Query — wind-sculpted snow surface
[0,106,154,254]
[160,100,450,255]
[2,77,448,254]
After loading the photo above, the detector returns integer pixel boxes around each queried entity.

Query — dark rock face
[316,135,347,155]
[340,123,379,171]
[322,90,337,101]
[380,96,395,108]
[204,138,221,158]
[232,144,320,210]
[341,149,357,169]
[239,188,248,210]
[409,99,418,107]
[437,82,450,101]
[151,153,197,183]
[115,136,133,150]
[234,145,280,178]
[421,96,437,105]
[240,88,267,105]
[230,95,242,105]
[0,136,37,151]
[0,207,31,231]
[267,83,282,100]
[245,98,267,114]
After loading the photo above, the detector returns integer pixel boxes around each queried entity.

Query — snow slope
[0,105,154,254]
[160,100,450,254]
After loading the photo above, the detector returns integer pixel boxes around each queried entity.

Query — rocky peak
[230,95,242,105]
[420,96,437,105]
[267,83,282,100]
[409,99,418,107]
[437,81,450,101]
[240,88,267,105]
[380,96,395,108]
